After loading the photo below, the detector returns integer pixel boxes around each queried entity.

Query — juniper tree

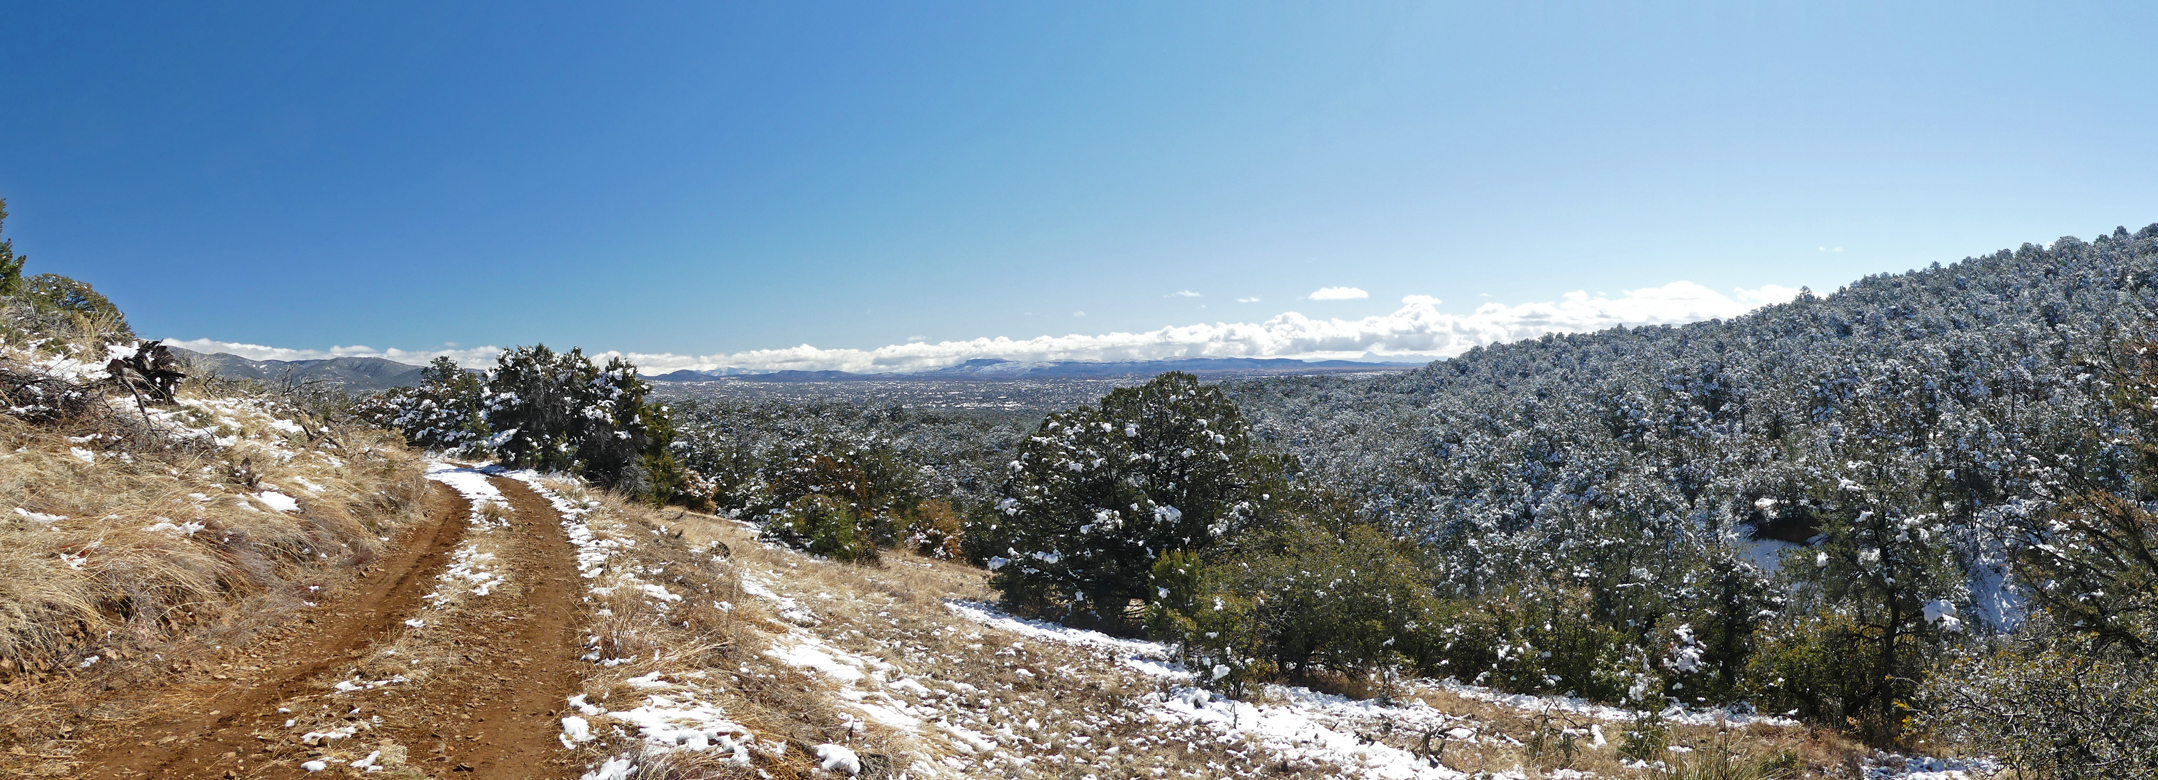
[0,198,22,297]
[982,372,1290,629]
[481,345,677,496]
[484,344,598,474]
[357,357,486,452]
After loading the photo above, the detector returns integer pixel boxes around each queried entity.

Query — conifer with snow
[982,372,1288,627]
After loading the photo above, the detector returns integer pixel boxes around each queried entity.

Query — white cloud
[170,281,1800,376]
[1401,294,1440,305]
[1073,311,1086,318]
[1169,290,1202,298]
[1308,286,1369,300]
[1237,297,1262,303]
[162,339,505,369]
[592,281,1797,373]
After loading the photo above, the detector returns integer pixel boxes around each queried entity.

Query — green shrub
[481,345,673,497]
[1143,550,1271,695]
[1414,599,1508,685]
[745,433,921,561]
[1457,580,1647,703]
[0,231,136,358]
[1232,523,1432,688]
[1745,608,1905,737]
[356,357,487,453]
[1925,634,2158,780]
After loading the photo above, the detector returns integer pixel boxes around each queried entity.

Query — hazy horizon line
[166,280,1798,375]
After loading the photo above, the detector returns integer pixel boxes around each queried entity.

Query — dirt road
[71,475,588,780]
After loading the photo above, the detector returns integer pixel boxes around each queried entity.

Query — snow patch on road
[425,462,507,519]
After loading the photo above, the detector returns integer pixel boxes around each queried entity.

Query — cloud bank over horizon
[168,281,1800,376]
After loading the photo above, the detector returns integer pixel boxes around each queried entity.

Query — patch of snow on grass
[143,518,205,536]
[586,684,755,761]
[765,635,868,684]
[816,743,862,775]
[944,599,1182,678]
[740,579,940,736]
[15,507,65,525]
[1146,684,1472,780]
[1863,754,2002,780]
[255,490,300,513]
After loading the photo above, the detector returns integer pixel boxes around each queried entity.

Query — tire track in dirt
[75,481,473,779]
[74,474,592,780]
[366,475,586,779]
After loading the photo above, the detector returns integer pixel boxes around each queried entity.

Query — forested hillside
[1211,226,2158,753]
[1231,228,2151,610]
[1231,230,2151,567]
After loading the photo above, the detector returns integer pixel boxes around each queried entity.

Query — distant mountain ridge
[647,356,1427,383]
[172,348,430,391]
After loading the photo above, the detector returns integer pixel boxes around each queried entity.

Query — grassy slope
[0,346,430,773]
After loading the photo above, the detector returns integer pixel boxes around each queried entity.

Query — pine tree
[477,346,677,497]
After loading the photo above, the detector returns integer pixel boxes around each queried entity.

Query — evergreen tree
[484,344,598,474]
[0,198,23,297]
[356,356,486,452]
[982,372,1289,628]
[571,356,662,493]
[481,345,677,496]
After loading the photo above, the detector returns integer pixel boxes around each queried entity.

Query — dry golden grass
[519,482,816,775]
[0,379,429,751]
[532,484,1309,778]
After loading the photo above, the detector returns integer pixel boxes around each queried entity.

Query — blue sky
[5,2,2158,370]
